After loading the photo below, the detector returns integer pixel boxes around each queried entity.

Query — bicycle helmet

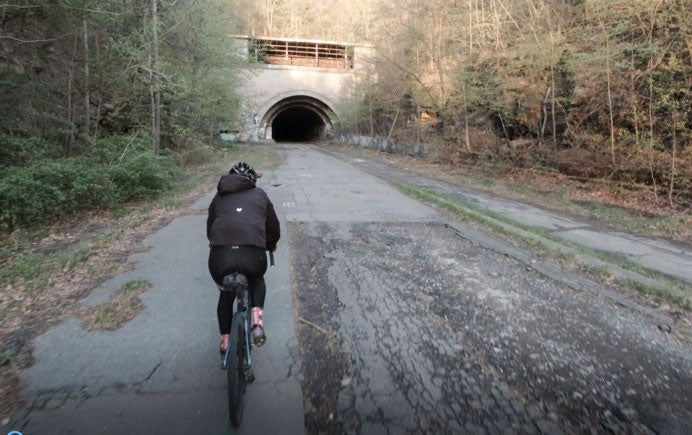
[229,162,257,183]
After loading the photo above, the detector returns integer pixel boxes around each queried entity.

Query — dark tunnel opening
[271,106,325,142]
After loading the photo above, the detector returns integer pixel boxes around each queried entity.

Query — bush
[90,133,180,200]
[90,134,152,165]
[0,135,180,230]
[176,146,219,166]
[0,159,111,228]
[0,133,62,167]
[109,151,179,201]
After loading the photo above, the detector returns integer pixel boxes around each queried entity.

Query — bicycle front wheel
[227,313,247,427]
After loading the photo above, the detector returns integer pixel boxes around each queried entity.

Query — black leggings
[209,245,267,334]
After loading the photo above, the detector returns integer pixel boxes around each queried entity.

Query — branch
[137,64,178,86]
[0,4,41,8]
[298,317,335,338]
[378,53,439,109]
[541,86,551,138]
[136,21,180,51]
[114,132,139,166]
[60,6,127,16]
[495,0,526,42]
[0,3,148,15]
[0,30,76,43]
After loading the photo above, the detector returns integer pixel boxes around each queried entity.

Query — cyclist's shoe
[252,326,266,347]
[251,307,266,347]
[220,333,230,354]
[252,325,267,347]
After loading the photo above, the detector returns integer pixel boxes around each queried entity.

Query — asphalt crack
[290,221,692,434]
[21,359,164,420]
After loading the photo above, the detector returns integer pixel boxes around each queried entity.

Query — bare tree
[597,6,616,166]
[83,7,91,141]
[151,0,161,154]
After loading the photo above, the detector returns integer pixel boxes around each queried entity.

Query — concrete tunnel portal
[262,95,335,143]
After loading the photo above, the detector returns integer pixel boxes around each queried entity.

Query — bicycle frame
[220,252,273,427]
[239,288,253,370]
[221,277,252,372]
[222,251,273,369]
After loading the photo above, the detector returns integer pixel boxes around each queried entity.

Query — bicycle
[219,252,274,427]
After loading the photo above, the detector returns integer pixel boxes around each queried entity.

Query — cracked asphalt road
[276,145,691,434]
[11,143,692,435]
[292,221,691,434]
[321,149,692,285]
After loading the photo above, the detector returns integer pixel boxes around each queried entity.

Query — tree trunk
[605,29,615,166]
[550,64,557,151]
[668,109,677,208]
[93,34,102,144]
[647,1,661,202]
[65,62,74,157]
[647,79,658,201]
[387,104,400,145]
[629,51,640,147]
[83,16,91,142]
[597,5,616,166]
[369,91,374,138]
[151,0,161,154]
[149,53,156,150]
[541,86,551,139]
[461,73,471,151]
[65,32,80,156]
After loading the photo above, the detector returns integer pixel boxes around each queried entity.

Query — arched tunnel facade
[261,95,335,143]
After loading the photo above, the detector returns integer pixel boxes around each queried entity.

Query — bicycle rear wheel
[227,313,247,427]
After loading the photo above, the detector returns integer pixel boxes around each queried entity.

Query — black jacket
[207,174,280,251]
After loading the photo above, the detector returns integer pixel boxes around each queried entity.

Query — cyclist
[207,162,280,353]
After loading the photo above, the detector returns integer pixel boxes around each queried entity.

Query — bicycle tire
[227,312,246,427]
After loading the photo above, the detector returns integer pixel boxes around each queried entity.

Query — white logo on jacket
[236,208,242,212]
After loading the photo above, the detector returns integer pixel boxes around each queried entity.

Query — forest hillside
[1,0,690,232]
[1,0,241,230]
[349,0,690,210]
[229,0,690,209]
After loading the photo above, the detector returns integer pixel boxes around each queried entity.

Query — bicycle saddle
[221,272,249,293]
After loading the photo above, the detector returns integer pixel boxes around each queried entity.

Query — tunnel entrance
[261,94,335,143]
[272,106,325,142]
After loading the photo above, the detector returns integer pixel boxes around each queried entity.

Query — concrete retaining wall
[332,134,428,156]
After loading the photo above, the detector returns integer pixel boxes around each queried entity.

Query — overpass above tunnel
[227,36,371,143]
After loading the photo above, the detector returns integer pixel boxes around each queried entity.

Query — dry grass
[0,203,193,416]
[82,280,151,331]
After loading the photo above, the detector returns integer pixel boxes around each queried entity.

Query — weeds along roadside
[0,142,280,300]
[395,182,692,316]
[322,143,691,316]
[0,142,281,416]
[324,143,691,245]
